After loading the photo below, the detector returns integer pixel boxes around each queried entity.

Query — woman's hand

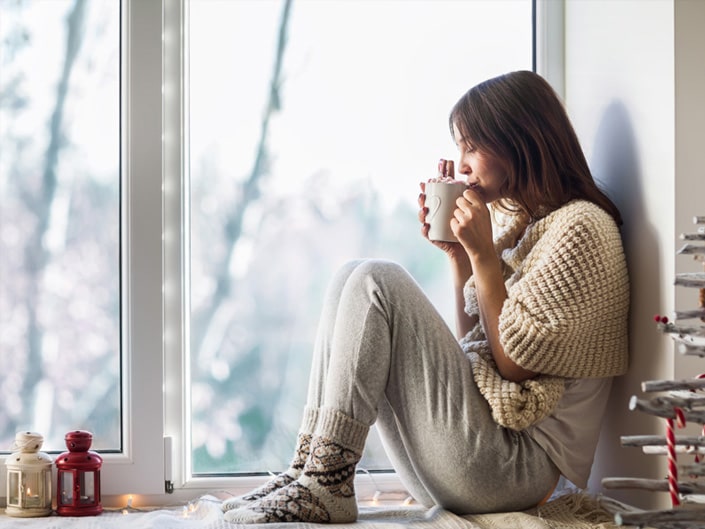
[451,188,535,382]
[451,187,495,261]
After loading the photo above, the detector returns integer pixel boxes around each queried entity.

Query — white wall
[674,0,705,381]
[563,0,705,509]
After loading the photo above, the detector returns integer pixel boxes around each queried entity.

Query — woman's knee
[326,259,402,302]
[341,260,427,312]
[349,259,408,283]
[327,259,367,291]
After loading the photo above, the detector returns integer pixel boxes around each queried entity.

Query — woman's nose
[458,160,470,177]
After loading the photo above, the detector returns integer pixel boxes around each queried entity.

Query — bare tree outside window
[0,0,120,451]
[187,0,532,474]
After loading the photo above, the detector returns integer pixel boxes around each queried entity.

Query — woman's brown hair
[449,70,622,225]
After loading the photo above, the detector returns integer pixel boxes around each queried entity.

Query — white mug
[425,181,467,242]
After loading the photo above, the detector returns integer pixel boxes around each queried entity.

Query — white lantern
[5,431,53,517]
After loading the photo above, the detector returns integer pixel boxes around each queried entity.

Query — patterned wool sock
[221,407,319,512]
[223,408,368,524]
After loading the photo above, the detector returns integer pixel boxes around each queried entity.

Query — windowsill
[0,491,624,528]
[0,472,410,512]
[0,494,423,527]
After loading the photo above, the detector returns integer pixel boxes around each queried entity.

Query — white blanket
[0,493,626,529]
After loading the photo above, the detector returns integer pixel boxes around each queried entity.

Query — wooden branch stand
[602,216,705,528]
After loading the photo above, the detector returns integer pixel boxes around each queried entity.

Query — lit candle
[24,488,41,508]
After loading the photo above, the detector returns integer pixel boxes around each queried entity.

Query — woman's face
[452,123,508,204]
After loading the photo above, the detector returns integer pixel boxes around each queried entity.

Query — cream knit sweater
[460,200,629,430]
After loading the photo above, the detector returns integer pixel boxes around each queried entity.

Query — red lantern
[55,430,103,516]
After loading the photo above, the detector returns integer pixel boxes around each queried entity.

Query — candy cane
[666,407,686,507]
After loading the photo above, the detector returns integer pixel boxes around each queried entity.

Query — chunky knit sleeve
[498,201,629,378]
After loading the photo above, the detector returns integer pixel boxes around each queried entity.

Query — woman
[221,70,629,524]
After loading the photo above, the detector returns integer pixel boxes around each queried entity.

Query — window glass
[188,0,532,475]
[0,0,120,451]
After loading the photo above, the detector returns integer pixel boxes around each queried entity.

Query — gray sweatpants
[305,259,559,515]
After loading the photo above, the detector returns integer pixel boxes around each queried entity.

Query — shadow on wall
[586,100,668,509]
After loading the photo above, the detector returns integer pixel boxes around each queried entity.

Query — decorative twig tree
[603,215,705,528]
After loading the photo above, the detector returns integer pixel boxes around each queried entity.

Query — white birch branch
[629,396,705,423]
[614,508,705,527]
[620,435,705,447]
[674,309,705,321]
[675,272,705,288]
[603,477,705,494]
[682,233,705,241]
[642,445,705,455]
[672,335,705,357]
[658,322,705,336]
[642,379,705,392]
[678,244,705,255]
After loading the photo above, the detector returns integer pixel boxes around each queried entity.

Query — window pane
[188,0,532,474]
[0,0,120,451]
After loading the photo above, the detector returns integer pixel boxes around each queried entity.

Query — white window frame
[535,0,565,99]
[2,0,555,507]
[110,0,166,496]
[0,0,165,502]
